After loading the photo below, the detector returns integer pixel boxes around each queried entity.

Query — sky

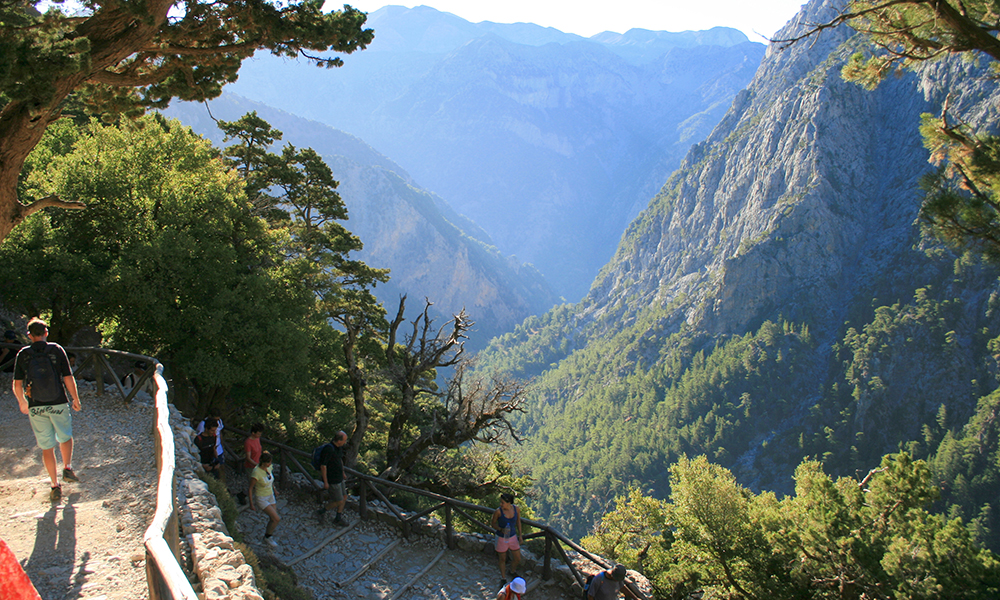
[334,1,808,42]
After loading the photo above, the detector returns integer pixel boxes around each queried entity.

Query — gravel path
[0,374,156,600]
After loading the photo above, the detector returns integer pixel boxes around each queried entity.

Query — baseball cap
[610,564,627,581]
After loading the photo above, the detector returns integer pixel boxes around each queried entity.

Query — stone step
[233,483,575,600]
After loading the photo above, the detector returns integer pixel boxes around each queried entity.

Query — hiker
[491,492,523,583]
[250,451,281,547]
[121,360,153,396]
[315,430,349,526]
[497,576,527,599]
[587,564,639,599]
[194,413,225,464]
[0,329,22,373]
[11,318,82,501]
[244,423,264,471]
[194,417,224,480]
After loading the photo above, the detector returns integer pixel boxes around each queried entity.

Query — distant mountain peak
[363,4,752,63]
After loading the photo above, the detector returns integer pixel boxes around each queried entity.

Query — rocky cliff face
[477,0,1000,537]
[224,6,765,300]
[162,95,557,347]
[589,0,1000,340]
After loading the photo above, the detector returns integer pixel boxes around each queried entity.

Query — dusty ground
[0,374,156,600]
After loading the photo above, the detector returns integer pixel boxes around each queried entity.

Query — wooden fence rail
[222,426,645,596]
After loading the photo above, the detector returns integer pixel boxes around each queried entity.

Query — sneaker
[264,536,278,548]
[333,514,347,526]
[62,468,79,482]
[50,486,62,501]
[314,508,327,522]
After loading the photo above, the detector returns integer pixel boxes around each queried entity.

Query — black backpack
[26,346,62,403]
[311,442,333,470]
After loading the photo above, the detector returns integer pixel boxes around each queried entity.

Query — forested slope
[477,0,1000,542]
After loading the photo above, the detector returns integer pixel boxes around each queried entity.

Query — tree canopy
[0,0,373,242]
[585,453,1000,600]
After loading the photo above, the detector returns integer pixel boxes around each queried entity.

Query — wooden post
[94,350,105,396]
[445,504,455,549]
[359,480,368,520]
[278,449,288,488]
[543,532,552,580]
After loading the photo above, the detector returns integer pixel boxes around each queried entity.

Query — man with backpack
[586,564,639,600]
[314,430,348,526]
[11,318,82,501]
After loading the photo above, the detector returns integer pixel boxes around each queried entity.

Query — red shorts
[496,535,520,553]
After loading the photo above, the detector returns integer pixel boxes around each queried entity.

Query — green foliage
[509,318,813,538]
[926,389,1000,551]
[590,453,1000,600]
[1,115,317,415]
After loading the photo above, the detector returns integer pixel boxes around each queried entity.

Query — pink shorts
[496,535,520,553]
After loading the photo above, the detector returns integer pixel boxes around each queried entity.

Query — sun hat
[510,577,526,593]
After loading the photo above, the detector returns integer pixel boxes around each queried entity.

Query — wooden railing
[224,426,647,598]
[141,361,199,600]
[0,342,197,600]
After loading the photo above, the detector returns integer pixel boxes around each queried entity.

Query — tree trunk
[342,322,368,470]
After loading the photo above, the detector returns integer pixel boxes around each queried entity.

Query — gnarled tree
[0,0,373,242]
[379,295,529,492]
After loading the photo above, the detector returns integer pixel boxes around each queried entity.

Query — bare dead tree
[378,295,528,486]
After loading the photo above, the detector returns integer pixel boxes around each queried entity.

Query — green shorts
[28,403,73,450]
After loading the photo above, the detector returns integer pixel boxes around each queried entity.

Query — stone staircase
[234,488,577,600]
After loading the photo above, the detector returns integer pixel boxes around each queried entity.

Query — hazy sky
[334,1,808,42]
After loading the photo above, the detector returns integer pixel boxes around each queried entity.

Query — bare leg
[511,548,522,574]
[263,504,280,536]
[41,448,58,487]
[59,438,73,469]
[497,548,506,579]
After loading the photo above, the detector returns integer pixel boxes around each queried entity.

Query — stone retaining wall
[169,405,265,600]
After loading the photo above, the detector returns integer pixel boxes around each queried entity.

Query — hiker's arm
[63,375,81,411]
[249,477,257,510]
[320,464,328,489]
[12,379,28,414]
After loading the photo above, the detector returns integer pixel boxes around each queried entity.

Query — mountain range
[224,5,765,299]
[162,95,557,347]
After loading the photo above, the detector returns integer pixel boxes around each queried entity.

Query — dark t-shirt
[319,442,345,484]
[588,571,624,600]
[194,433,219,465]
[13,341,71,407]
[0,342,22,373]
